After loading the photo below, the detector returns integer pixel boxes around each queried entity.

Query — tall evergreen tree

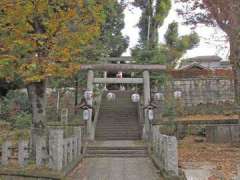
[133,0,171,48]
[132,1,199,67]
[164,22,199,67]
[82,1,129,61]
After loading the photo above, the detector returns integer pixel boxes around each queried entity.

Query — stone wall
[172,78,234,106]
[206,125,240,143]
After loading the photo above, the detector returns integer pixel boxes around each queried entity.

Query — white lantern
[174,91,182,99]
[131,93,140,103]
[106,92,116,101]
[148,109,154,121]
[154,92,164,101]
[84,90,93,100]
[83,109,90,121]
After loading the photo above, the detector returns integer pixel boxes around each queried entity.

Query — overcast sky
[121,0,230,61]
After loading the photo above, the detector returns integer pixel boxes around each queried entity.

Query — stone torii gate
[80,62,166,140]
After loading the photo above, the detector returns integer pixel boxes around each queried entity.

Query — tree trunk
[233,65,240,105]
[74,77,79,115]
[229,35,240,105]
[27,80,47,159]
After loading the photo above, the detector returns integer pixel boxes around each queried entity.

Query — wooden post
[74,77,79,114]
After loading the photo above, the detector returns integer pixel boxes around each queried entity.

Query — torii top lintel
[80,64,166,72]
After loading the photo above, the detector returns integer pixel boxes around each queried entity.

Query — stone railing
[1,140,29,167]
[0,127,84,174]
[151,125,179,177]
[206,124,240,144]
[48,127,83,172]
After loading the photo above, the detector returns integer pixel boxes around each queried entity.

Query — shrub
[14,112,31,129]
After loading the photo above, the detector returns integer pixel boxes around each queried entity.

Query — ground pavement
[68,141,160,180]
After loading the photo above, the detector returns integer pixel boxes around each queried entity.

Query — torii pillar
[143,70,150,140]
[87,70,94,138]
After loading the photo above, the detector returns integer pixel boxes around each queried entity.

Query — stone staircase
[95,91,141,140]
[86,146,148,158]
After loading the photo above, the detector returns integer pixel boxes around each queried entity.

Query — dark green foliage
[133,0,171,48]
[132,45,166,64]
[164,22,200,67]
[0,90,31,128]
[14,112,32,129]
[132,0,199,67]
[83,0,129,61]
[165,22,179,47]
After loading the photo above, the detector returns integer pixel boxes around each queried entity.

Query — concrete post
[73,137,78,158]
[143,71,150,140]
[36,136,47,167]
[166,136,178,176]
[1,141,11,165]
[87,70,94,138]
[63,142,67,166]
[18,140,29,167]
[61,108,68,124]
[68,139,73,162]
[74,127,82,156]
[49,129,64,171]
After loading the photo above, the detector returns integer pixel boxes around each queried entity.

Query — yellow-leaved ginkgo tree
[0,0,107,152]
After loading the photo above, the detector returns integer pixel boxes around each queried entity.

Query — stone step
[95,136,140,140]
[85,154,148,158]
[96,136,140,141]
[86,145,148,158]
[97,121,139,124]
[96,91,140,140]
[96,127,140,130]
[96,133,140,136]
[87,150,147,154]
[95,135,140,138]
[95,129,140,134]
[87,146,147,150]
[97,121,138,123]
[99,116,137,119]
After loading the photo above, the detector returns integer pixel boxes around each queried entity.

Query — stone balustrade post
[63,142,67,166]
[68,139,73,162]
[166,136,178,176]
[49,129,64,171]
[18,140,29,167]
[1,141,11,165]
[73,137,78,158]
[74,127,82,156]
[36,136,47,167]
